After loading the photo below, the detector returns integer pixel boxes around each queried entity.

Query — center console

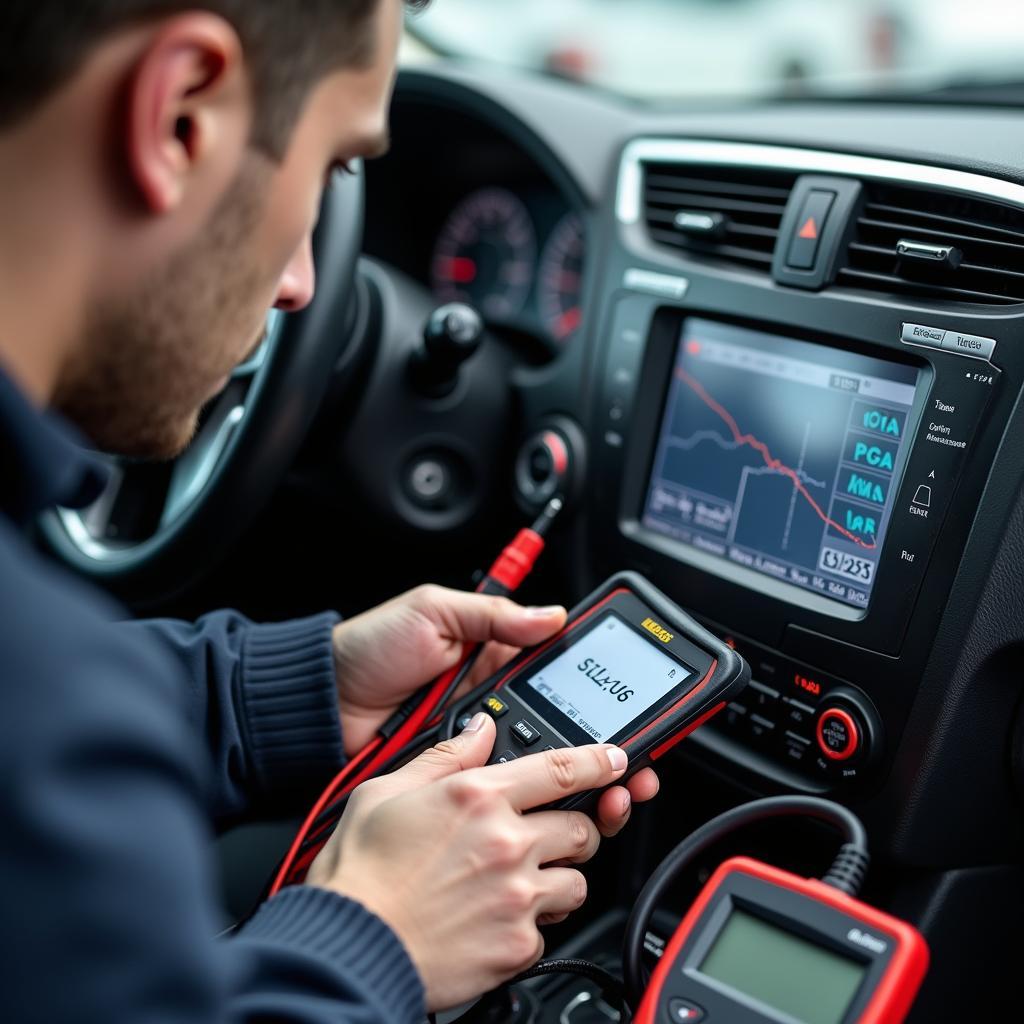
[584,140,1020,796]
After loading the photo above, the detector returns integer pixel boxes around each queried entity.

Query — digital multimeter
[637,856,929,1024]
[452,571,750,809]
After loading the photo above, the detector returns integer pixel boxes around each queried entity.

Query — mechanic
[0,2,660,1022]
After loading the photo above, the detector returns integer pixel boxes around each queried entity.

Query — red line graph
[675,367,877,551]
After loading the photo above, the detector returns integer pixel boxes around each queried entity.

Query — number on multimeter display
[819,546,875,584]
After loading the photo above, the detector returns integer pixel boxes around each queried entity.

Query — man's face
[58,0,401,460]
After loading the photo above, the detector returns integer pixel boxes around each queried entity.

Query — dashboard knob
[515,428,571,507]
[816,705,862,762]
[513,417,587,514]
[410,303,484,398]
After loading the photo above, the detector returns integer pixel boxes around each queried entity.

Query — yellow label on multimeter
[641,617,674,643]
[483,695,509,717]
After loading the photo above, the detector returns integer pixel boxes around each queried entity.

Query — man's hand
[331,584,566,755]
[331,584,658,837]
[307,715,630,1011]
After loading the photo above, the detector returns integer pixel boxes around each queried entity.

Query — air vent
[838,183,1024,305]
[642,163,797,272]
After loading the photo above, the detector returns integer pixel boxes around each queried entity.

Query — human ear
[123,13,247,214]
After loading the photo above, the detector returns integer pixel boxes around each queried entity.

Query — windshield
[410,0,1024,101]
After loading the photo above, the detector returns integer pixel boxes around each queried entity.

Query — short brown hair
[0,1,428,156]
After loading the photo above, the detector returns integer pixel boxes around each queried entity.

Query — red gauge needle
[436,256,477,284]
[553,305,582,340]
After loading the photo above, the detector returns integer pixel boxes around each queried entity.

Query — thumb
[390,712,496,790]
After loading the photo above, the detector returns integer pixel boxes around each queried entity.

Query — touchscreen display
[642,319,920,610]
[699,909,865,1024]
[516,613,692,743]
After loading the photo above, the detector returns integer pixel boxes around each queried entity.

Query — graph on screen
[642,319,920,609]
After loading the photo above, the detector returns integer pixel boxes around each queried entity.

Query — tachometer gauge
[431,188,537,321]
[538,212,585,343]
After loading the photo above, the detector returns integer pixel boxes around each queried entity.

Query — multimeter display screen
[516,612,692,743]
[699,909,865,1024]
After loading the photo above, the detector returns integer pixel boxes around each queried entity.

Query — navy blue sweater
[0,367,425,1023]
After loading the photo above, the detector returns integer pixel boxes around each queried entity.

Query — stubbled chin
[207,373,231,399]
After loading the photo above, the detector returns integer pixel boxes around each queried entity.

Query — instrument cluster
[430,186,585,350]
[361,99,587,361]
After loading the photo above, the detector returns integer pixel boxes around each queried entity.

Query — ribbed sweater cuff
[239,612,345,800]
[241,886,426,1023]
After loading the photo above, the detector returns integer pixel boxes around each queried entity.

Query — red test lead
[266,497,564,898]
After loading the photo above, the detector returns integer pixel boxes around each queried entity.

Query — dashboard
[359,71,1024,853]
[231,65,1024,1022]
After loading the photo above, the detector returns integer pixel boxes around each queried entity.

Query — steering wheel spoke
[161,394,247,529]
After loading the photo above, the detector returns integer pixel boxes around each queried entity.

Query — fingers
[535,866,588,918]
[414,585,567,648]
[596,786,632,837]
[481,743,628,811]
[596,769,660,837]
[538,912,569,927]
[392,712,496,789]
[528,809,601,865]
[626,767,660,803]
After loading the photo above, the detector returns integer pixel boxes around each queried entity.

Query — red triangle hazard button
[798,216,818,240]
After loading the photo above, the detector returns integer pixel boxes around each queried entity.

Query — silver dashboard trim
[616,138,1024,224]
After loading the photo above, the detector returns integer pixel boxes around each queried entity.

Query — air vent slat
[645,208,778,240]
[865,202,1024,244]
[836,268,1024,305]
[642,162,796,273]
[850,241,1024,284]
[857,217,1024,255]
[646,190,788,218]
[838,182,1024,306]
[645,173,791,201]
[647,229,774,266]
[725,223,780,240]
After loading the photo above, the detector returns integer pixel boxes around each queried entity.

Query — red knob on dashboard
[816,707,860,762]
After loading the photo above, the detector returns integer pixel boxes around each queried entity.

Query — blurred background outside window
[403,0,1024,101]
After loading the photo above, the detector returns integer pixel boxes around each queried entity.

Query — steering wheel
[38,168,365,605]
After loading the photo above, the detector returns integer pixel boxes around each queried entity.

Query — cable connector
[821,841,871,897]
[486,497,563,592]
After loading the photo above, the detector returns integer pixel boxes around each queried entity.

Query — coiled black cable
[622,796,870,1010]
[510,957,628,1019]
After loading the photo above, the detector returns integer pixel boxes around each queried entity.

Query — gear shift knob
[410,303,484,398]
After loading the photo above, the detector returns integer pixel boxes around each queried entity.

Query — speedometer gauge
[431,188,537,320]
[538,212,585,343]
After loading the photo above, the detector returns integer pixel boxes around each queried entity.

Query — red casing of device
[635,856,929,1024]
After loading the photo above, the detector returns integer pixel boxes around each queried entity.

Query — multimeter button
[511,719,542,746]
[495,750,518,764]
[816,707,860,761]
[667,998,706,1023]
[455,712,475,731]
[481,693,510,718]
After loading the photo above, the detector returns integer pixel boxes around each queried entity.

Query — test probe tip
[531,496,564,537]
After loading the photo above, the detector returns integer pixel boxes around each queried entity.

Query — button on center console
[900,322,996,362]
[786,190,835,270]
[816,707,860,762]
[698,629,882,788]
